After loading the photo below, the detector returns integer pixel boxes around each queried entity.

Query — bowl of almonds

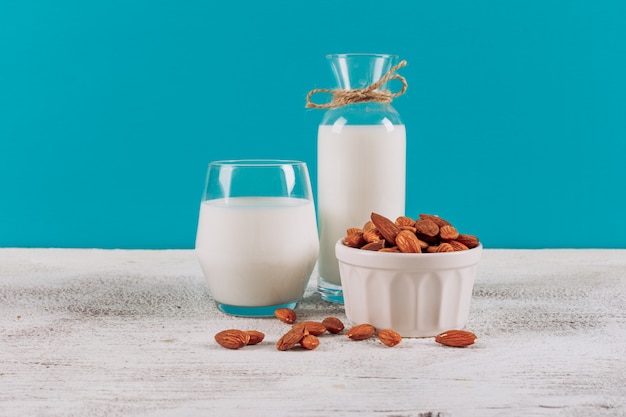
[335,212,482,338]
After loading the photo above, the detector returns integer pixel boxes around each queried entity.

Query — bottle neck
[327,54,398,90]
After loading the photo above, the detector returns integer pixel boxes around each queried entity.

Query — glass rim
[325,53,398,60]
[208,159,307,167]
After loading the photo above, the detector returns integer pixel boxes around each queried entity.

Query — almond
[435,329,477,347]
[378,247,401,253]
[363,228,384,243]
[370,213,400,246]
[395,216,415,227]
[343,232,366,248]
[439,224,459,240]
[395,230,422,253]
[456,234,480,249]
[293,321,327,336]
[274,308,297,324]
[416,238,429,250]
[276,327,305,351]
[346,323,376,341]
[416,232,439,245]
[214,329,251,350]
[361,241,385,251]
[399,225,417,234]
[449,240,469,251]
[419,213,452,227]
[322,317,345,334]
[300,334,320,350]
[414,218,439,237]
[437,242,455,252]
[427,243,454,253]
[378,329,402,347]
[245,330,265,345]
[362,221,376,232]
[346,227,363,235]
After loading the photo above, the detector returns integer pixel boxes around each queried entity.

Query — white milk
[195,197,319,307]
[317,124,406,285]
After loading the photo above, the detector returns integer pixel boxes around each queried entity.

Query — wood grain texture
[1,248,625,417]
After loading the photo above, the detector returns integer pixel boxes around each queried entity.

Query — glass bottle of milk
[313,53,407,303]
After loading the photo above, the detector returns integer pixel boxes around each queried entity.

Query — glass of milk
[195,160,319,317]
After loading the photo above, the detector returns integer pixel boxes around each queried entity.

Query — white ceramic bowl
[335,240,482,337]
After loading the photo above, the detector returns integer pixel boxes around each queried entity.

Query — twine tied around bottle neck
[305,60,407,109]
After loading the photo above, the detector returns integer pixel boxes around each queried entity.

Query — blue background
[1,1,625,249]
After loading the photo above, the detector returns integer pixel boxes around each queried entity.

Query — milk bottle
[307,54,408,303]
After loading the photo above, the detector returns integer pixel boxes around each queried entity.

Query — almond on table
[293,321,327,336]
[215,329,251,350]
[276,327,305,351]
[300,334,320,350]
[322,316,345,334]
[346,323,376,341]
[435,330,477,347]
[245,330,265,345]
[378,329,402,347]
[274,307,297,324]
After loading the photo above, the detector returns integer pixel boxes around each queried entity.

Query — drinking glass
[195,160,319,317]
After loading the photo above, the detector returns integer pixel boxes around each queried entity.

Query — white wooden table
[1,248,625,417]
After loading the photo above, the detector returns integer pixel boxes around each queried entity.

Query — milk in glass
[195,196,319,306]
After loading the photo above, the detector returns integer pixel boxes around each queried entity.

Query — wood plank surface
[1,248,625,417]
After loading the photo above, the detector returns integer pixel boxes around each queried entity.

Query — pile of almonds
[214,308,402,350]
[344,212,479,253]
[214,308,477,350]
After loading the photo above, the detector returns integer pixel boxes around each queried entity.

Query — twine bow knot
[306,60,407,109]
